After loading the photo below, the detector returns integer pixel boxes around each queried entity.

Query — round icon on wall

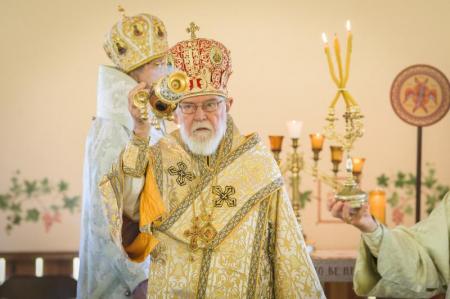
[390,64,450,127]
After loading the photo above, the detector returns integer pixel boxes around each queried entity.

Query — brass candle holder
[268,135,284,165]
[335,158,368,208]
[318,21,367,207]
[310,133,325,162]
[289,138,302,206]
[267,135,304,224]
[351,157,365,183]
[268,134,313,251]
[330,145,344,176]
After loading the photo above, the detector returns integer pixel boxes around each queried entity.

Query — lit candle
[309,133,325,151]
[73,257,80,280]
[286,120,303,139]
[343,20,353,86]
[0,258,5,284]
[268,135,284,152]
[321,32,328,45]
[351,157,365,175]
[322,32,339,86]
[35,257,44,277]
[369,190,386,224]
[333,34,344,83]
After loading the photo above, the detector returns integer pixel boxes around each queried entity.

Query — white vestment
[77,65,163,298]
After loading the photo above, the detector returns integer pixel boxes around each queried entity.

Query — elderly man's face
[175,95,233,155]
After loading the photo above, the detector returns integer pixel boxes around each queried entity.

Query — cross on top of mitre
[117,4,127,18]
[186,22,200,39]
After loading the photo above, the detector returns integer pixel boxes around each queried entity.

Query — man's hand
[328,197,378,233]
[132,279,148,299]
[128,82,152,138]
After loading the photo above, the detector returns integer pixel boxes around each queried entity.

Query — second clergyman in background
[77,9,169,299]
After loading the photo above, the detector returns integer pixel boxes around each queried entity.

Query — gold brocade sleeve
[100,134,166,263]
[123,133,150,177]
[271,188,325,299]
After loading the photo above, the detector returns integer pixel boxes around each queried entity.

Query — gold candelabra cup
[330,145,344,176]
[268,135,284,165]
[310,133,325,162]
[351,157,365,183]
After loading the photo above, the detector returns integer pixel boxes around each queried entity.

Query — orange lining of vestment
[125,164,166,262]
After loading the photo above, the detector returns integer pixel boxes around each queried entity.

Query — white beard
[180,118,227,156]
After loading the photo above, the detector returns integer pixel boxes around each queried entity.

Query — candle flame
[321,32,328,44]
[346,20,351,31]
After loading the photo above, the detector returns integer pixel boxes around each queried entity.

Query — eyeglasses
[178,99,225,114]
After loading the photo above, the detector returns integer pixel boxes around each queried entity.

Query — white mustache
[191,121,213,133]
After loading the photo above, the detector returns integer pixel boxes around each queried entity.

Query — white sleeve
[122,176,145,221]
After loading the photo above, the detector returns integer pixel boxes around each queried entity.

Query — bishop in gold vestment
[100,25,324,299]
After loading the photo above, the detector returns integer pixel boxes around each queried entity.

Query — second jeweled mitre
[103,12,169,73]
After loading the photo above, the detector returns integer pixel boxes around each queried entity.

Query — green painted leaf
[24,180,38,197]
[425,178,437,189]
[436,185,444,192]
[12,214,21,225]
[387,191,399,207]
[0,194,10,210]
[9,177,22,196]
[26,209,40,222]
[405,188,414,197]
[299,190,312,208]
[58,181,69,192]
[406,174,416,186]
[438,186,450,199]
[10,203,22,213]
[63,196,79,213]
[394,172,406,188]
[40,178,51,193]
[376,174,389,187]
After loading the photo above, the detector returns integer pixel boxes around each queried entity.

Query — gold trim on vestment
[247,197,271,299]
[155,133,261,232]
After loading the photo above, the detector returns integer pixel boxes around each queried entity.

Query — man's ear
[226,97,234,112]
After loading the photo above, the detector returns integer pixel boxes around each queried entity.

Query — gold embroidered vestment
[100,118,324,298]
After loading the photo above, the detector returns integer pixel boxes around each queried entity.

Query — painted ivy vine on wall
[376,163,449,225]
[0,170,80,234]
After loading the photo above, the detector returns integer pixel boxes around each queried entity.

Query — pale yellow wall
[0,0,449,251]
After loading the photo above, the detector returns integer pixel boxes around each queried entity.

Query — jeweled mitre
[168,23,232,100]
[103,12,169,73]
